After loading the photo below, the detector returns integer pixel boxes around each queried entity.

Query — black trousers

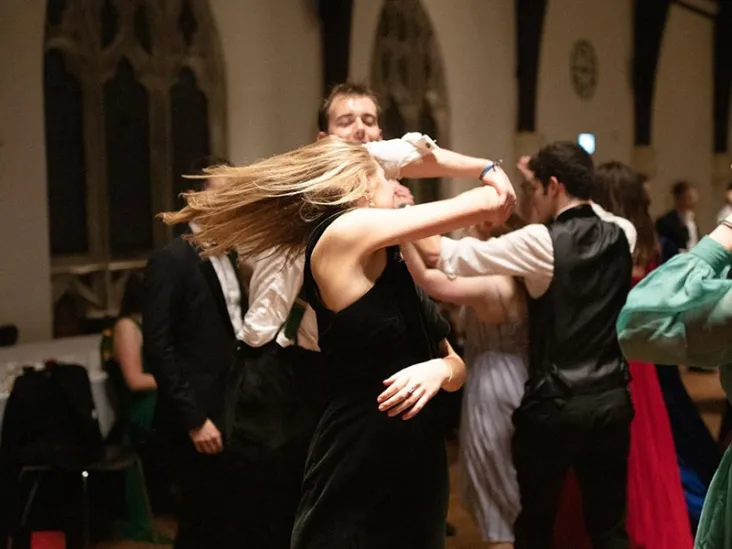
[512,387,634,549]
[215,343,327,549]
[173,450,228,549]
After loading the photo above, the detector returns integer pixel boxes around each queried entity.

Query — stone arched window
[371,0,448,203]
[44,0,226,322]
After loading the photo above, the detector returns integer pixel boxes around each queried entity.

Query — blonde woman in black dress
[162,136,515,548]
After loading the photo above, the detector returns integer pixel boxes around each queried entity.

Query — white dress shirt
[682,211,699,249]
[237,252,320,351]
[237,133,438,352]
[439,203,638,299]
[189,222,244,334]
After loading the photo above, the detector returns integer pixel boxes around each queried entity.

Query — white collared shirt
[189,222,244,335]
[439,202,638,299]
[682,211,699,248]
[237,133,438,351]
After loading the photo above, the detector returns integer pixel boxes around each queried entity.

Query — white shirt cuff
[364,133,438,177]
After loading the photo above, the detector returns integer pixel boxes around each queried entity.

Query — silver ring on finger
[407,385,417,395]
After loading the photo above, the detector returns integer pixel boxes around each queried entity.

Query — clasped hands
[480,161,517,224]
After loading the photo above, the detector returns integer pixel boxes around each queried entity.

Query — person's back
[293,212,450,549]
[102,318,156,443]
[526,204,631,398]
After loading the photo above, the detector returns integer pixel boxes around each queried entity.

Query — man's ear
[316,131,329,141]
[548,176,562,196]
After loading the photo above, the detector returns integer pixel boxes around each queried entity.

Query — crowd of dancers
[138,81,732,549]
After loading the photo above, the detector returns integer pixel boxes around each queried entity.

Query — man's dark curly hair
[528,141,595,200]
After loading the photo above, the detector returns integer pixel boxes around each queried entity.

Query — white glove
[364,133,438,179]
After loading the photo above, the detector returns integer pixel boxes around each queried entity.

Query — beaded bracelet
[479,159,503,180]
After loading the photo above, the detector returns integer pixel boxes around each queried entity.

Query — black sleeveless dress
[291,213,451,549]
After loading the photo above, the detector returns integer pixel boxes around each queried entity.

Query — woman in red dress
[552,162,693,549]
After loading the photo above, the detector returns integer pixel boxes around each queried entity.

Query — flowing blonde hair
[160,136,381,259]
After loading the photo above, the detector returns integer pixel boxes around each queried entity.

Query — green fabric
[283,300,307,341]
[283,285,309,341]
[696,445,732,549]
[617,236,732,547]
[617,236,732,368]
[101,319,169,544]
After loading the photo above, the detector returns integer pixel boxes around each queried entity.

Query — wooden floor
[95,368,727,549]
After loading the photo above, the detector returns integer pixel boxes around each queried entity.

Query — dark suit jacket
[142,231,242,440]
[655,210,690,251]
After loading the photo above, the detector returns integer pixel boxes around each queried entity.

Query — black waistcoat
[525,204,632,399]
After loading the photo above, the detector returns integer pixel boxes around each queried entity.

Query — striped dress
[458,307,528,543]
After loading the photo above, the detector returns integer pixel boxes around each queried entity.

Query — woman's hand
[377,359,450,420]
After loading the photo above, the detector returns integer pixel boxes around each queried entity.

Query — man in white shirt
[414,142,637,548]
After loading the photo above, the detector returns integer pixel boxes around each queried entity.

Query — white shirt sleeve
[439,224,555,298]
[237,251,320,352]
[590,202,637,254]
[237,252,298,347]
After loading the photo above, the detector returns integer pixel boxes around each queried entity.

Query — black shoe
[446,522,457,537]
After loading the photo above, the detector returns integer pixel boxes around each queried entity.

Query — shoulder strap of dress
[304,209,350,265]
[302,209,349,310]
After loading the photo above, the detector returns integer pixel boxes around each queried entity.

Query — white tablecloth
[0,334,103,371]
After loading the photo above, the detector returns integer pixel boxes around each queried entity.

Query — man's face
[323,94,382,144]
[681,188,699,211]
[530,178,559,224]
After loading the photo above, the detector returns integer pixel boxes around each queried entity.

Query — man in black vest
[143,157,244,549]
[416,141,637,548]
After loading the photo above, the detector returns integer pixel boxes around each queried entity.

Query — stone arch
[44,0,226,322]
[370,0,448,203]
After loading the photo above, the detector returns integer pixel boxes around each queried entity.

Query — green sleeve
[617,237,732,368]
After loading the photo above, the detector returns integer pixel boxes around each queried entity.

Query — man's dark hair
[188,154,233,191]
[528,141,595,200]
[317,81,381,132]
[671,180,694,200]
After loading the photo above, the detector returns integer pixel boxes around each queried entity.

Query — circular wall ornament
[570,39,598,100]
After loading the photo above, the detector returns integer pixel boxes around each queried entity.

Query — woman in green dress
[617,212,732,548]
[101,273,170,543]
